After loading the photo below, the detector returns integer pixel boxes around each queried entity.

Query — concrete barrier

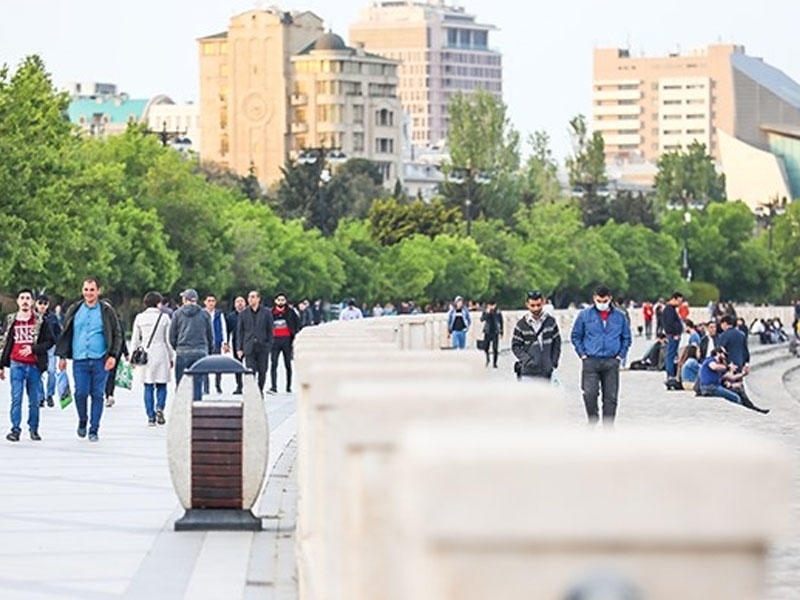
[392,424,791,600]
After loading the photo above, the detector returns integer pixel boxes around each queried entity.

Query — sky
[2,0,800,161]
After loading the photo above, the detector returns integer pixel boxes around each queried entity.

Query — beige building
[290,32,403,183]
[349,0,502,149]
[593,44,800,207]
[198,9,324,185]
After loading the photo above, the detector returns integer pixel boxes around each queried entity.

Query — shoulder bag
[130,312,162,366]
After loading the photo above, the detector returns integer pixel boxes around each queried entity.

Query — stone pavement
[0,334,797,599]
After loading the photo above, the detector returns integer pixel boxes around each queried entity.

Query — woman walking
[131,291,174,426]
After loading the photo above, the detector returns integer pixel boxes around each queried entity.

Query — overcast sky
[2,0,799,161]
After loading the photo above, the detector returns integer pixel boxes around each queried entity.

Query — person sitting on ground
[679,345,701,390]
[629,333,667,371]
[697,347,769,413]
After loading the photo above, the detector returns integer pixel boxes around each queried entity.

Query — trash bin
[167,355,269,531]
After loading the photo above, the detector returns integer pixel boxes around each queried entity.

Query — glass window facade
[767,133,800,199]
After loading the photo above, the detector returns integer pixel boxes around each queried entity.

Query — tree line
[1,56,797,326]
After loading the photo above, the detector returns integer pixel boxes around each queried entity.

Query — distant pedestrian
[642,301,654,340]
[447,296,471,350]
[270,292,300,394]
[570,285,632,425]
[0,289,56,442]
[236,290,274,396]
[512,291,560,380]
[339,299,363,321]
[203,293,228,395]
[662,292,684,379]
[169,288,213,401]
[56,278,124,442]
[226,295,246,394]
[131,291,174,426]
[34,294,61,408]
[480,300,504,368]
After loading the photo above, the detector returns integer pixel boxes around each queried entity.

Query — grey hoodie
[169,303,213,355]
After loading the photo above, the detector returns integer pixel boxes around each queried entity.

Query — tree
[565,114,609,226]
[520,130,562,206]
[654,140,726,210]
[607,190,658,230]
[368,198,461,246]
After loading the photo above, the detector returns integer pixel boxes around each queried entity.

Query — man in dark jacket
[269,292,300,394]
[236,290,274,396]
[0,289,56,441]
[169,288,213,401]
[512,292,560,378]
[570,285,632,425]
[481,300,505,368]
[34,293,61,408]
[662,291,684,378]
[56,278,123,442]
[717,315,750,373]
[226,295,246,394]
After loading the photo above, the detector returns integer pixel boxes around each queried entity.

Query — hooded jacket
[169,303,213,355]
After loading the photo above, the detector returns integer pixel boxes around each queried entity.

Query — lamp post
[756,196,787,252]
[447,161,490,237]
[682,210,692,282]
[666,189,699,282]
[145,120,190,149]
[297,147,347,235]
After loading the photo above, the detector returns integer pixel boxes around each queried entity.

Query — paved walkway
[0,335,798,599]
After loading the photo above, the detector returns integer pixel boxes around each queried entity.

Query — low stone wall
[293,313,792,600]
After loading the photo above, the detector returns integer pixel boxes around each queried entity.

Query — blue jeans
[702,384,742,404]
[451,330,467,350]
[73,358,108,435]
[144,383,167,420]
[665,336,680,377]
[9,360,41,433]
[175,352,205,401]
[35,347,57,403]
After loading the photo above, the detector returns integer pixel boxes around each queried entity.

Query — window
[375,138,394,154]
[376,109,394,126]
[663,100,682,105]
[220,133,229,156]
[353,132,364,152]
[203,43,218,56]
[353,105,364,124]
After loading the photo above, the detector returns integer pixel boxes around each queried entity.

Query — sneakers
[88,433,99,442]
[77,425,87,438]
[105,396,115,407]
[30,431,42,441]
[267,388,278,395]
[147,418,156,427]
[156,410,166,425]
[6,430,20,442]
[39,398,45,407]
[233,389,243,395]
[46,396,54,407]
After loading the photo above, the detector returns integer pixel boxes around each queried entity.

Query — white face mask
[595,301,610,311]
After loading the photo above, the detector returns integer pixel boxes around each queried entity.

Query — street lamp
[297,147,347,235]
[145,120,190,148]
[447,161,490,237]
[667,189,703,282]
[756,196,787,252]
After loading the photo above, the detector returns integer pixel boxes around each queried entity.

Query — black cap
[36,294,49,303]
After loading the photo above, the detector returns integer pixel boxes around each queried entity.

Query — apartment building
[290,32,402,183]
[349,0,502,149]
[593,44,800,206]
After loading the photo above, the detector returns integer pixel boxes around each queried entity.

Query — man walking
[236,290,274,396]
[481,300,504,368]
[56,278,123,442]
[0,289,56,441]
[34,294,61,408]
[169,288,213,401]
[662,292,684,379]
[270,292,300,394]
[203,293,228,394]
[226,295,246,394]
[512,291,560,379]
[570,285,632,425]
[447,296,471,349]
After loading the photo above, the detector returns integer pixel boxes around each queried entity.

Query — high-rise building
[349,0,502,149]
[198,8,404,187]
[593,44,800,205]
[197,9,324,185]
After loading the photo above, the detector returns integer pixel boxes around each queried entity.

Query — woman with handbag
[130,291,174,426]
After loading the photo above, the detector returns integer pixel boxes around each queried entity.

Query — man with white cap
[169,288,213,401]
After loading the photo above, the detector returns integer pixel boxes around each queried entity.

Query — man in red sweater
[269,293,300,394]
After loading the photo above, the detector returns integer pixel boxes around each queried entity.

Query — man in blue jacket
[570,285,632,425]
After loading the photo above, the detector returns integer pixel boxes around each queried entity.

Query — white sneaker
[105,396,115,407]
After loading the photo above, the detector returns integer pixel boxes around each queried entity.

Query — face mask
[595,301,610,311]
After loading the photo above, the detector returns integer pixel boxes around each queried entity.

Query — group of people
[0,278,310,443]
[633,291,770,413]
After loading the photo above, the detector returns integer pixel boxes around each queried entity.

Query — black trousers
[483,334,499,366]
[203,343,223,393]
[270,337,293,391]
[580,357,620,424]
[245,343,270,393]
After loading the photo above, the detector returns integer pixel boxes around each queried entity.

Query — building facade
[197,9,325,185]
[290,32,402,183]
[593,44,800,206]
[349,0,502,149]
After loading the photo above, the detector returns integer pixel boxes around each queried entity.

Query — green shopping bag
[115,359,133,390]
[56,370,73,409]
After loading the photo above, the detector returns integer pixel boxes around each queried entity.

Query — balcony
[291,122,308,134]
[291,93,308,106]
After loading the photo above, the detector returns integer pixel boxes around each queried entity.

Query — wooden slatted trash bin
[167,355,269,531]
